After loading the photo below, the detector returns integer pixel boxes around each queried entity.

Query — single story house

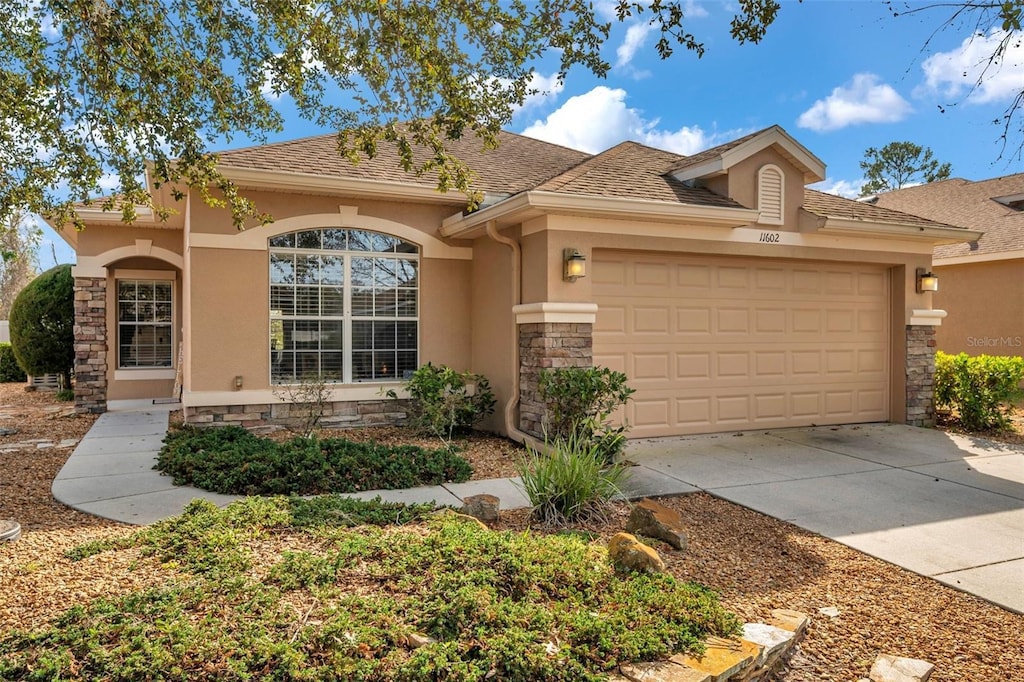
[56,125,981,439]
[869,174,1023,356]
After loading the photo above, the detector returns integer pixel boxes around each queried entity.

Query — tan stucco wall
[702,147,805,228]
[188,189,462,238]
[185,251,472,393]
[470,235,516,433]
[74,224,183,259]
[934,259,1024,356]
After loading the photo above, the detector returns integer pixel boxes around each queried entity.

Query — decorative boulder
[461,493,500,522]
[608,532,665,573]
[626,498,688,550]
[869,654,934,682]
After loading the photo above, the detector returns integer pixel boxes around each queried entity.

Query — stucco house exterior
[870,174,1023,357]
[56,125,980,439]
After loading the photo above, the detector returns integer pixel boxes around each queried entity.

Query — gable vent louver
[757,164,784,225]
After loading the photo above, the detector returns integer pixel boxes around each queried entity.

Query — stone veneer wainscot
[73,277,107,414]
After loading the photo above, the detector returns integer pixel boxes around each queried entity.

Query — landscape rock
[0,519,21,542]
[608,532,666,573]
[620,661,711,682]
[869,654,934,682]
[671,638,760,682]
[740,623,794,667]
[461,493,500,522]
[626,498,689,550]
[405,633,436,649]
[769,609,810,636]
[818,606,841,618]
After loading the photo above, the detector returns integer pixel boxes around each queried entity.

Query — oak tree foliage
[0,0,781,231]
[859,141,953,196]
[0,1,1019,232]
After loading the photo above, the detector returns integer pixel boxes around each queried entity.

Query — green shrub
[155,425,473,495]
[538,366,635,463]
[935,351,1024,431]
[20,501,741,681]
[8,264,74,389]
[396,363,496,440]
[0,343,26,383]
[516,429,629,525]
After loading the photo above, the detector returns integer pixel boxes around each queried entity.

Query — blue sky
[40,0,1024,267]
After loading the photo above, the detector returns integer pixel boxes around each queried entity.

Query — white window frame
[268,228,420,385]
[114,270,176,376]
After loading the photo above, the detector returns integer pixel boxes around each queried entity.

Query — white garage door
[593,251,890,437]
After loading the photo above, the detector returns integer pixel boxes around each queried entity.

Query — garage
[592,251,891,437]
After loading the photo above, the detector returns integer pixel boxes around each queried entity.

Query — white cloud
[520,85,737,155]
[797,73,912,132]
[920,28,1024,104]
[683,0,710,19]
[616,22,654,68]
[811,177,864,199]
[518,71,565,111]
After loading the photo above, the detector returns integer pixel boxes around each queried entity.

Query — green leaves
[859,141,953,196]
[1,1,788,231]
[935,351,1024,431]
[398,363,497,442]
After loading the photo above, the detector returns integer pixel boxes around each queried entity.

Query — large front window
[117,280,173,368]
[269,228,419,384]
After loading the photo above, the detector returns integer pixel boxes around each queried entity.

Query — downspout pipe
[484,219,541,449]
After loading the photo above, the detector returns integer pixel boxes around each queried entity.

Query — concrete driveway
[623,423,1024,614]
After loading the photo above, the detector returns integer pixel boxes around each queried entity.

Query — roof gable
[668,125,826,185]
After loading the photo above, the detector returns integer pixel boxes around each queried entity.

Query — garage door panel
[594,252,890,437]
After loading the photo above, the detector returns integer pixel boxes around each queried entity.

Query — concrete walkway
[53,406,1023,613]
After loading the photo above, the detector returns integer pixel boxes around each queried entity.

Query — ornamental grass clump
[516,429,629,525]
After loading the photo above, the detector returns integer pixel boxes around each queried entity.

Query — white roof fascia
[814,216,984,245]
[934,248,1024,265]
[220,166,466,205]
[670,126,827,184]
[440,191,760,238]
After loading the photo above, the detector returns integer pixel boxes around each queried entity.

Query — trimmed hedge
[155,426,473,495]
[935,351,1024,431]
[0,343,26,383]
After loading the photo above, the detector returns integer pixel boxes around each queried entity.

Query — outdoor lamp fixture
[234,375,243,390]
[563,248,587,282]
[916,268,939,293]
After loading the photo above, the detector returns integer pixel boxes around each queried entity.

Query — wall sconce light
[234,375,243,390]
[916,268,939,293]
[563,248,587,282]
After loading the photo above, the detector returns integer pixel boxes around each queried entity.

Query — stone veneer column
[904,309,946,427]
[514,303,598,439]
[74,277,108,414]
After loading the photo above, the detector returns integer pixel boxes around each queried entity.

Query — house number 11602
[759,232,781,243]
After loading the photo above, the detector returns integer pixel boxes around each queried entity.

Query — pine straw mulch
[1,386,1022,681]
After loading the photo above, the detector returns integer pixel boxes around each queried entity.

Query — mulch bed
[2,384,1021,680]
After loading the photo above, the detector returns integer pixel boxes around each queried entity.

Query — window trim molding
[114,275,176,371]
[190,208,472,260]
[269,227,420,386]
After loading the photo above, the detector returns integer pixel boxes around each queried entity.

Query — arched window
[269,228,419,384]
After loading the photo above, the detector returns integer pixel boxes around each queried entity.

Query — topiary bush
[155,425,473,495]
[935,351,1024,431]
[0,343,26,382]
[538,366,635,464]
[8,263,74,389]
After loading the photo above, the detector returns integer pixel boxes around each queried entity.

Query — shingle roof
[216,129,590,195]
[871,175,1024,258]
[666,128,770,173]
[802,189,957,229]
[534,141,745,208]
